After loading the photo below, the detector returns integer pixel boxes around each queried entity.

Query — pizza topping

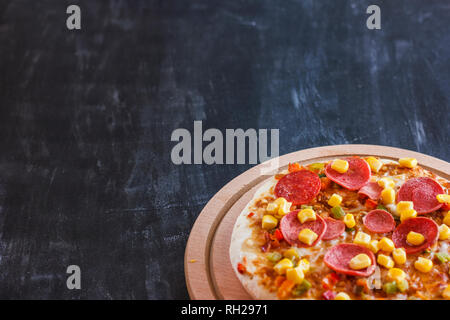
[325,157,371,190]
[377,254,395,269]
[274,197,293,216]
[331,205,345,219]
[363,209,396,233]
[399,157,418,169]
[349,253,372,270]
[444,212,450,226]
[353,231,371,247]
[273,258,294,275]
[392,217,439,254]
[406,231,425,246]
[334,292,352,300]
[378,237,395,253]
[327,193,343,207]
[367,240,380,254]
[378,177,395,189]
[297,208,316,223]
[262,215,278,230]
[439,224,450,240]
[279,210,326,247]
[397,177,444,214]
[437,194,450,204]
[286,267,305,284]
[274,170,321,205]
[322,218,345,240]
[358,181,383,200]
[366,157,383,173]
[414,257,433,273]
[343,213,356,229]
[323,243,376,276]
[380,187,396,205]
[331,159,349,174]
[392,248,407,265]
[298,228,318,245]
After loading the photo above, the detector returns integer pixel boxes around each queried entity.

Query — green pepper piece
[301,205,313,210]
[266,252,282,263]
[318,173,326,178]
[292,279,312,296]
[383,281,398,295]
[435,252,450,263]
[331,206,345,219]
[377,204,387,210]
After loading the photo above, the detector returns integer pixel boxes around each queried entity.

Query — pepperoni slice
[392,217,439,254]
[324,157,371,191]
[274,170,321,205]
[279,211,327,247]
[322,218,345,240]
[358,181,383,200]
[397,177,444,214]
[323,244,376,277]
[363,209,396,233]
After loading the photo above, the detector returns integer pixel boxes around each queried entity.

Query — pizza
[229,156,450,300]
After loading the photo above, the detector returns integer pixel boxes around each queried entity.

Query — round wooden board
[184,144,450,300]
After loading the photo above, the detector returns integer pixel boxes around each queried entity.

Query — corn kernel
[328,193,343,207]
[392,248,406,265]
[443,285,450,300]
[331,159,349,174]
[273,258,294,275]
[414,257,433,273]
[286,267,305,284]
[406,231,425,246]
[266,202,278,214]
[366,157,383,173]
[349,253,372,270]
[334,292,351,300]
[297,208,316,224]
[387,268,406,283]
[378,237,395,253]
[437,194,450,204]
[283,248,299,261]
[344,213,356,228]
[368,240,380,254]
[298,228,318,245]
[444,211,450,227]
[399,157,417,168]
[378,177,395,189]
[354,231,371,247]
[396,201,414,214]
[381,187,396,205]
[262,215,278,230]
[400,209,417,222]
[439,224,450,240]
[378,254,394,269]
[397,279,409,293]
[277,198,293,216]
[297,259,310,273]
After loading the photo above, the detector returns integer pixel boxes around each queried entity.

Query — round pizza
[229,156,450,300]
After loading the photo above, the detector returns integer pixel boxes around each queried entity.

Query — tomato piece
[274,229,284,241]
[237,263,246,274]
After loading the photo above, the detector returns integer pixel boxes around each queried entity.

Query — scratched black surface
[0,0,448,299]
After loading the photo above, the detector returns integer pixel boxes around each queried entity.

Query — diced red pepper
[247,212,255,218]
[274,229,284,241]
[288,162,302,173]
[237,263,246,274]
[320,177,331,190]
[365,198,378,210]
[322,273,340,290]
[322,290,336,300]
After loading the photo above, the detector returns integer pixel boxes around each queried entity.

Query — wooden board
[184,144,450,300]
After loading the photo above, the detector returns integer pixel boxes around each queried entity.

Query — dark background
[0,0,448,299]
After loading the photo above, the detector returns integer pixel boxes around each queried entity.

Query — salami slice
[279,211,327,247]
[358,182,383,200]
[397,177,444,214]
[322,218,345,240]
[363,209,396,233]
[325,157,371,191]
[274,170,321,205]
[392,217,439,254]
[323,244,376,277]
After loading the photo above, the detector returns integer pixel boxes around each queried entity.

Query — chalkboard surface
[0,0,448,299]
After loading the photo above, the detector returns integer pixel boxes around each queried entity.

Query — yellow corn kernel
[378,237,395,253]
[277,198,293,216]
[262,215,278,230]
[349,253,372,270]
[377,254,394,269]
[406,231,425,246]
[437,194,450,204]
[331,159,349,174]
[328,193,343,207]
[396,201,414,215]
[283,248,299,261]
[286,267,305,284]
[443,285,450,300]
[297,258,310,273]
[334,292,351,300]
[439,224,450,240]
[354,231,371,247]
[343,213,356,229]
[297,208,316,224]
[399,157,417,168]
[298,228,318,245]
[368,240,380,254]
[414,257,433,273]
[273,258,294,275]
[387,268,406,283]
[378,177,395,189]
[400,209,417,222]
[381,187,396,205]
[366,157,383,173]
[444,211,450,227]
[266,202,278,214]
[392,248,407,265]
